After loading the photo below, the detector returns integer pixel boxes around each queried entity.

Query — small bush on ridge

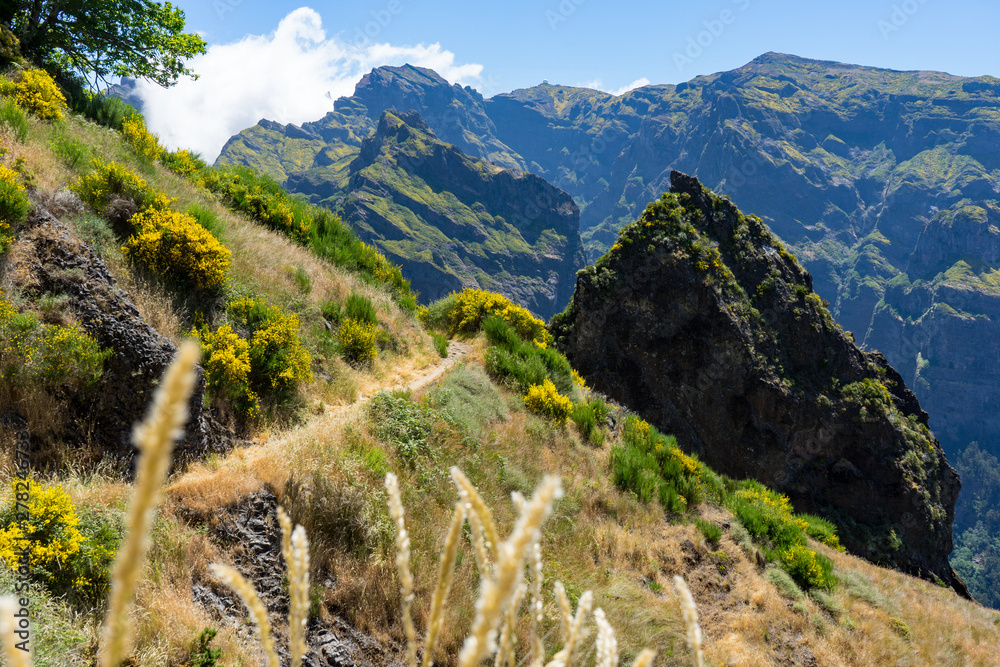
[195,324,259,418]
[524,379,572,423]
[339,317,379,366]
[0,162,30,252]
[121,114,162,162]
[0,99,28,141]
[228,298,313,397]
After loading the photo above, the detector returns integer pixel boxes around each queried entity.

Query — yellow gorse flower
[123,207,231,291]
[524,379,573,423]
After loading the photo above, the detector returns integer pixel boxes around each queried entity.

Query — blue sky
[145,0,1000,159]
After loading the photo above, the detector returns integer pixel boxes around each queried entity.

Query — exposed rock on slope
[8,207,232,463]
[554,171,964,592]
[339,110,586,316]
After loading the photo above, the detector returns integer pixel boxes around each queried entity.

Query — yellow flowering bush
[7,68,66,120]
[523,379,572,423]
[0,479,119,605]
[228,298,313,396]
[160,148,206,177]
[779,544,836,590]
[195,324,258,418]
[339,316,379,366]
[0,299,109,391]
[123,207,231,291]
[446,288,553,346]
[71,158,167,213]
[0,162,29,253]
[121,114,163,162]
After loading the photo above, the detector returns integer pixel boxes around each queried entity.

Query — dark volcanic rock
[554,172,965,593]
[9,207,233,464]
[199,490,402,667]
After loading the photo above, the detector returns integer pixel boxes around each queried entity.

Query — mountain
[218,66,584,317]
[553,171,964,591]
[338,109,585,313]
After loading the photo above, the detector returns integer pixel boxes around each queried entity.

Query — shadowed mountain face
[553,171,965,593]
[219,54,1000,461]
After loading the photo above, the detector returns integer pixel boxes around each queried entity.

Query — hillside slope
[1,70,999,667]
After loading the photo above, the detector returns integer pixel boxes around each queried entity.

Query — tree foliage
[4,0,206,86]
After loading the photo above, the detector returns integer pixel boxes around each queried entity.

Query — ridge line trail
[167,340,472,494]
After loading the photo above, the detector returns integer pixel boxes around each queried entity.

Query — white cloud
[610,77,650,96]
[135,7,483,162]
[573,77,650,95]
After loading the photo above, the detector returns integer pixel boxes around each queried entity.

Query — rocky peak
[554,171,965,593]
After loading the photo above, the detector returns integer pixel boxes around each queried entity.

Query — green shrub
[70,91,139,130]
[123,207,231,291]
[185,203,225,240]
[339,317,379,366]
[419,293,456,332]
[0,98,29,142]
[728,482,806,553]
[779,544,836,590]
[798,513,846,551]
[161,148,207,178]
[227,297,313,397]
[571,398,608,445]
[485,344,547,392]
[766,566,805,600]
[345,292,378,324]
[695,518,722,543]
[188,628,222,667]
[0,299,109,391]
[431,332,448,358]
[524,379,572,423]
[50,133,89,167]
[199,164,312,242]
[309,208,412,301]
[482,316,575,395]
[320,299,343,325]
[0,163,29,252]
[367,390,432,461]
[658,481,687,513]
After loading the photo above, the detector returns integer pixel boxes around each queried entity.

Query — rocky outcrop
[8,206,233,465]
[192,490,403,667]
[340,110,586,317]
[554,172,965,593]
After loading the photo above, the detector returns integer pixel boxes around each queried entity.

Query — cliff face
[554,171,963,591]
[341,110,586,316]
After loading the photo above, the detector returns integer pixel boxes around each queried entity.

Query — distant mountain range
[218,54,1000,469]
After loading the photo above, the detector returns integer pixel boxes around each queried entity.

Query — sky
[140,0,1000,161]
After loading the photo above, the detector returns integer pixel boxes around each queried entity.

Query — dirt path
[406,340,473,393]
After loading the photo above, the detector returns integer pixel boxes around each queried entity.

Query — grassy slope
[1,108,999,665]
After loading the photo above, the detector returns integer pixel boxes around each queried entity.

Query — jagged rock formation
[7,207,233,464]
[554,172,965,593]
